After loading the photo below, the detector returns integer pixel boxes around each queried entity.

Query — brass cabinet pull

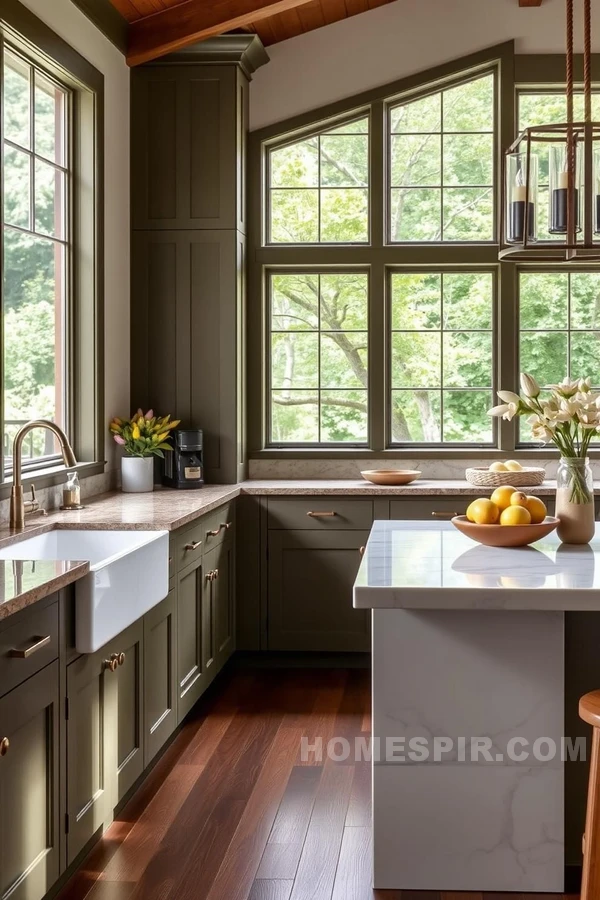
[9,634,51,659]
[0,737,9,757]
[431,511,459,519]
[111,652,126,667]
[206,571,214,583]
[306,511,337,518]
[184,540,202,551]
[207,521,231,538]
[103,657,118,673]
[359,546,366,556]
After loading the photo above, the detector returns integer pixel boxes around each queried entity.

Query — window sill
[0,460,105,502]
[250,448,599,461]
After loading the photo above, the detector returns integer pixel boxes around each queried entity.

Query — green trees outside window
[255,49,600,452]
[2,48,70,465]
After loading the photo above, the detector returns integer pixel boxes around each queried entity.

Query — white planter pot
[121,456,154,493]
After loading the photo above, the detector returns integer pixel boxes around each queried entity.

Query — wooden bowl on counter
[361,469,421,486]
[451,515,559,548]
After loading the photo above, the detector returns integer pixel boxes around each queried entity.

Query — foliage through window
[269,273,369,444]
[389,74,495,242]
[390,272,494,444]
[268,117,369,244]
[2,48,69,468]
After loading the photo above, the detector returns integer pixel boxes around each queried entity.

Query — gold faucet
[10,420,77,529]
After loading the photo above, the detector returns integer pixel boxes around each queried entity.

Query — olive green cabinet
[204,534,235,669]
[176,555,211,721]
[66,642,118,863]
[267,530,371,652]
[144,588,177,766]
[0,662,60,900]
[114,620,144,803]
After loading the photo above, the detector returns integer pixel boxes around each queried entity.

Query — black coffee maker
[163,428,204,489]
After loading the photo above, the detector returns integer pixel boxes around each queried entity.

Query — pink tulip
[145,409,154,420]
[114,434,126,445]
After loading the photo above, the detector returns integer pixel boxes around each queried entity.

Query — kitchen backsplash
[248,457,600,481]
[0,469,116,526]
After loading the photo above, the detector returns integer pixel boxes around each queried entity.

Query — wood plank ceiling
[110,0,399,47]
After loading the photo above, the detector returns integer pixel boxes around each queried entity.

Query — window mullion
[0,36,4,483]
[498,261,517,451]
[370,99,384,249]
[370,264,385,451]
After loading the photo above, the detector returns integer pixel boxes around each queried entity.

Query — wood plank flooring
[56,668,579,900]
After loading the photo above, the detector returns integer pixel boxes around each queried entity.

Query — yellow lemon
[524,495,547,524]
[510,491,528,507]
[489,461,508,472]
[470,498,500,525]
[490,485,517,511]
[505,460,523,472]
[466,501,478,523]
[500,505,531,526]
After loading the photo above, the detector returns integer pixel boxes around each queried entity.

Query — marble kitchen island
[354,520,600,893]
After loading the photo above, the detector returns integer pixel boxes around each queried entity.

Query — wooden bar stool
[579,691,600,898]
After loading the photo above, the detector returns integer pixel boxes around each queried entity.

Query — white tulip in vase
[489,374,596,544]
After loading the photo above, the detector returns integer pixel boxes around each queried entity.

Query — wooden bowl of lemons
[465,461,545,488]
[452,487,559,547]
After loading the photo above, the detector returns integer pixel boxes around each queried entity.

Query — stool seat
[580,691,600,729]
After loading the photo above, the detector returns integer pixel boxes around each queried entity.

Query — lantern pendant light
[500,0,600,261]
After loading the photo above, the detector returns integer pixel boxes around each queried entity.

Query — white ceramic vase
[121,456,154,493]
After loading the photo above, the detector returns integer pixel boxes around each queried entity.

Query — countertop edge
[0,559,90,623]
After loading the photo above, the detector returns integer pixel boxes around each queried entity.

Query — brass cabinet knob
[206,570,216,582]
[359,546,366,556]
[104,657,118,673]
[214,568,219,580]
[0,737,9,757]
[112,652,126,667]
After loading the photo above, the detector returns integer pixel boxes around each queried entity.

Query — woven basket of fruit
[465,461,545,488]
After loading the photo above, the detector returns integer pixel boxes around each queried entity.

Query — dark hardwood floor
[56,667,579,900]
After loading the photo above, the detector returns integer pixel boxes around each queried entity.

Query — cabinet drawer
[176,520,205,570]
[268,498,373,530]
[390,497,470,521]
[0,601,59,698]
[203,504,234,550]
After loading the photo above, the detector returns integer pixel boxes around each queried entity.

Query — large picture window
[0,3,104,485]
[269,272,369,445]
[389,73,495,243]
[390,271,495,444]
[250,44,600,456]
[2,48,70,468]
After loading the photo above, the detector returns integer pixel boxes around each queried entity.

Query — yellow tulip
[132,424,140,440]
[157,432,169,442]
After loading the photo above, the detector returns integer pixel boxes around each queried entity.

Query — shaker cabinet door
[114,620,144,802]
[267,530,371,652]
[177,558,207,722]
[144,588,177,765]
[66,647,118,864]
[0,662,61,900]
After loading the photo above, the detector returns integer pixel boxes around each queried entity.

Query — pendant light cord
[566,0,574,244]
[584,0,592,124]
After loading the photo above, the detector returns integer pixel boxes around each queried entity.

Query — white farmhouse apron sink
[0,529,169,652]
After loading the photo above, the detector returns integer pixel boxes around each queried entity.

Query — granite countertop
[0,476,583,624]
[0,558,89,622]
[354,520,600,611]
[240,478,570,496]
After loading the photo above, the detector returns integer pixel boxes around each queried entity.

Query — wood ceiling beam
[519,0,543,6]
[127,0,316,65]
